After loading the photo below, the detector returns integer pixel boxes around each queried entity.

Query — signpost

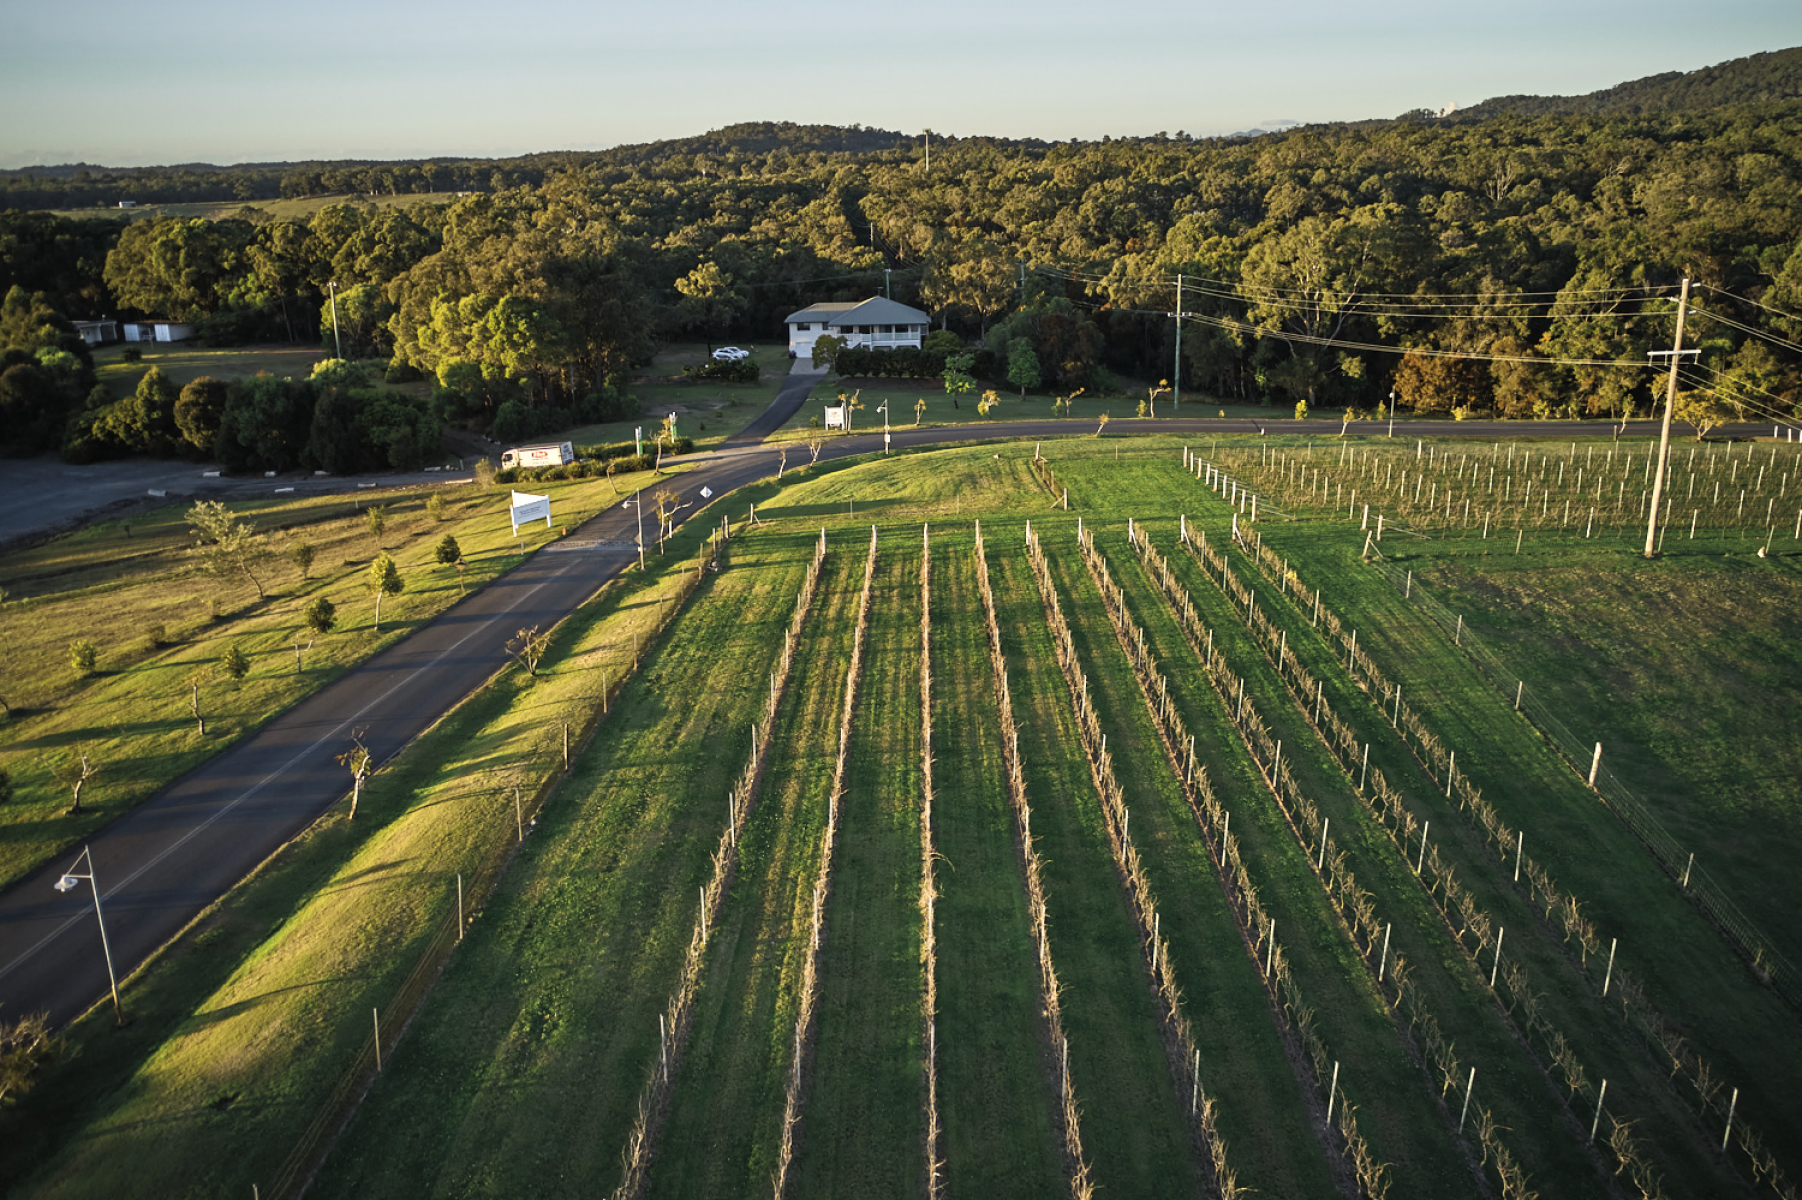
[509,490,552,537]
[824,404,847,431]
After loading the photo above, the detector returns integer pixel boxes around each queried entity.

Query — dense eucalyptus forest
[4,46,1802,465]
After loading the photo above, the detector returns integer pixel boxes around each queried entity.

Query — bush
[122,348,141,362]
[434,534,461,566]
[221,643,250,681]
[304,595,337,634]
[834,345,946,379]
[681,358,760,383]
[385,360,424,384]
[69,639,97,677]
[144,623,169,650]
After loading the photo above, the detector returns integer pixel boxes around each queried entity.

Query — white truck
[501,442,575,470]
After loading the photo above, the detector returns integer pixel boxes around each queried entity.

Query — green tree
[1006,341,1041,398]
[289,540,315,580]
[365,504,387,544]
[434,533,461,566]
[221,643,250,682]
[304,595,337,633]
[69,639,97,677]
[188,500,270,599]
[810,333,847,370]
[941,351,976,399]
[174,377,229,458]
[367,553,404,632]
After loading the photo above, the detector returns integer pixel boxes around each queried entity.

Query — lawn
[557,342,804,453]
[90,341,332,402]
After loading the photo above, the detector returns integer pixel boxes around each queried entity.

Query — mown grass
[312,525,813,1196]
[1180,513,1753,1199]
[1,494,730,1198]
[928,540,1064,1198]
[558,343,801,453]
[1254,514,1802,1190]
[90,342,332,401]
[1100,523,1616,1198]
[15,434,1801,1199]
[986,544,1208,1197]
[1028,530,1340,1199]
[790,544,924,1195]
[0,467,677,888]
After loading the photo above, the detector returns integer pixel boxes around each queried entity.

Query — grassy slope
[928,540,1064,1198]
[90,342,332,402]
[1254,510,1802,1183]
[988,544,1207,1198]
[1041,444,1470,1196]
[791,544,924,1196]
[311,529,810,1196]
[646,550,858,1199]
[1108,524,1614,1199]
[0,469,678,888]
[1032,532,1340,1200]
[5,508,724,1198]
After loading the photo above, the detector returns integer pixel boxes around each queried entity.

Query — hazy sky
[3,0,1798,168]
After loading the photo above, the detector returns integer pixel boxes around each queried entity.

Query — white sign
[509,489,552,536]
[824,404,846,430]
[699,486,713,499]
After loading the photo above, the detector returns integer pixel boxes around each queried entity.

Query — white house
[785,296,930,359]
[123,320,196,344]
[73,319,120,347]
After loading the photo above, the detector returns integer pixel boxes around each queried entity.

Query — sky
[2,0,1799,168]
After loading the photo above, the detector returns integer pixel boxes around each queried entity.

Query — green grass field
[7,433,1799,1200]
[0,466,681,889]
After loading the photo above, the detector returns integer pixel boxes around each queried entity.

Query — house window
[794,322,811,331]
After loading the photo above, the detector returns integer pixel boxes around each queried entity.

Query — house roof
[784,296,929,326]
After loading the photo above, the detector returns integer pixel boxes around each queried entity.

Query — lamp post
[878,402,890,454]
[1388,389,1396,437]
[327,281,342,361]
[54,846,122,1024]
[623,495,645,570]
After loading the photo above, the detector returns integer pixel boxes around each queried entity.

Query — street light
[622,495,645,571]
[54,845,122,1024]
[877,403,890,454]
[1388,389,1396,437]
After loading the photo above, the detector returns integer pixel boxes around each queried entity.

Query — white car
[712,346,751,362]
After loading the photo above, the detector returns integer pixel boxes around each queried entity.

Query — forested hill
[1452,46,1802,121]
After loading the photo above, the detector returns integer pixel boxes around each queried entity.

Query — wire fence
[265,522,734,1199]
[1362,549,1800,1013]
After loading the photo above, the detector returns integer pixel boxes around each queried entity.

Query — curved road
[0,403,1776,1026]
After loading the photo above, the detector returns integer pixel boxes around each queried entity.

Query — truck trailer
[501,442,575,469]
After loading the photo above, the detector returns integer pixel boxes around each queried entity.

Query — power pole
[884,267,892,300]
[327,280,342,360]
[1644,275,1691,558]
[1173,273,1184,409]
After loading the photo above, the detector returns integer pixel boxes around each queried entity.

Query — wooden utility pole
[1644,276,1691,557]
[1173,274,1184,409]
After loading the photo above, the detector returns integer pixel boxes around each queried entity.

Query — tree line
[4,97,1802,464]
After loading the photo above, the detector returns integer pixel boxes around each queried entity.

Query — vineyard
[11,435,1800,1200]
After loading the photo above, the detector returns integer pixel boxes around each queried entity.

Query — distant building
[73,319,120,347]
[123,320,196,344]
[784,296,930,359]
[117,200,136,208]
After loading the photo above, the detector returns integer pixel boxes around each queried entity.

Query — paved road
[0,408,1780,1027]
[0,456,473,550]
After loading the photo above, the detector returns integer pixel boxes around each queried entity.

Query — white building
[73,319,120,347]
[784,296,930,359]
[123,320,196,344]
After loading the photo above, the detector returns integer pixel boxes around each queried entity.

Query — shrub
[304,595,337,634]
[69,639,97,677]
[435,534,461,566]
[426,492,445,521]
[681,358,760,383]
[122,348,141,362]
[221,643,250,681]
[144,623,169,650]
[385,360,424,384]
